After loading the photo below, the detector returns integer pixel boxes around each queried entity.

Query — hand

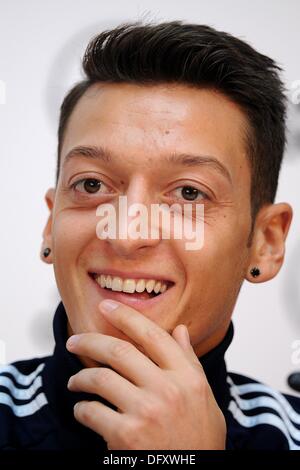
[66,300,226,450]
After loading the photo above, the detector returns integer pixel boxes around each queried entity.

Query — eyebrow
[63,145,112,165]
[165,152,232,184]
[63,145,232,184]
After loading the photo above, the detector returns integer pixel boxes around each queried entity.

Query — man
[0,21,299,451]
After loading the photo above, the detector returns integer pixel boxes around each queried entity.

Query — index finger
[99,299,189,371]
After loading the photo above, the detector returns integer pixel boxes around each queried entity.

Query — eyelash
[169,186,209,202]
[69,177,210,202]
[70,177,112,195]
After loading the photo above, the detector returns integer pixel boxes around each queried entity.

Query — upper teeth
[95,274,168,294]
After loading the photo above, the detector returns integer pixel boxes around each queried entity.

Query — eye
[71,178,110,195]
[171,185,207,202]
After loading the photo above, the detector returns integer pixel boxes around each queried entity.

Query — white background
[0,0,299,395]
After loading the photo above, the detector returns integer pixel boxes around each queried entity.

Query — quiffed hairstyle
[57,21,287,220]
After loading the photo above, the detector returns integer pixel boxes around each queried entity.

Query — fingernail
[74,401,88,413]
[100,299,119,313]
[66,335,80,349]
[183,325,190,343]
[67,376,74,388]
[74,402,82,413]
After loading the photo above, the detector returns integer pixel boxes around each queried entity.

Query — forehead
[61,82,250,181]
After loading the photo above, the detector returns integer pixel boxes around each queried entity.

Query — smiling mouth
[89,273,174,299]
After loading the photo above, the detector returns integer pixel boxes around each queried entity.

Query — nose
[96,178,162,258]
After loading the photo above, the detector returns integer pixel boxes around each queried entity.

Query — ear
[245,202,293,283]
[40,188,55,264]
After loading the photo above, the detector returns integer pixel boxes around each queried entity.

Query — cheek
[178,217,249,303]
[52,209,97,269]
[176,227,248,346]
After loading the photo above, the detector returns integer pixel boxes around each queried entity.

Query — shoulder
[0,356,53,449]
[226,371,300,450]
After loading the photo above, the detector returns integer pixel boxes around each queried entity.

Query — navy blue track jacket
[0,302,300,450]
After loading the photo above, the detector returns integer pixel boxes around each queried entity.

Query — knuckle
[138,399,161,421]
[116,421,139,449]
[190,373,207,395]
[111,340,134,360]
[125,438,139,450]
[75,401,95,423]
[162,382,183,405]
[146,326,169,341]
[93,367,113,386]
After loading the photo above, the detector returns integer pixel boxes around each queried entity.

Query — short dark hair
[57,21,287,221]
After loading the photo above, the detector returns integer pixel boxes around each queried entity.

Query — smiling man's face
[44,83,253,357]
